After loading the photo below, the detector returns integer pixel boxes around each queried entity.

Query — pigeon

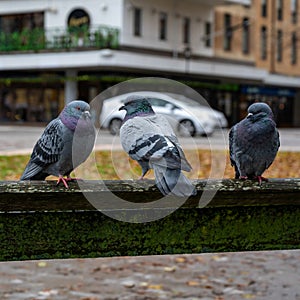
[119,95,197,197]
[20,100,96,188]
[229,102,280,184]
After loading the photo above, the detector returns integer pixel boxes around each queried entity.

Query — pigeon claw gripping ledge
[239,175,268,186]
[56,176,82,189]
[255,175,268,185]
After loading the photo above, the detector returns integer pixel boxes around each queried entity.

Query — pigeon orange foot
[254,176,268,185]
[56,175,82,189]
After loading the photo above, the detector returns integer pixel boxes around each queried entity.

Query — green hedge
[0,25,119,52]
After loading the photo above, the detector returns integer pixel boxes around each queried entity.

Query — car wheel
[109,118,122,135]
[178,120,196,137]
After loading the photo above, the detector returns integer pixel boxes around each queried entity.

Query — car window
[119,97,169,107]
[147,98,170,107]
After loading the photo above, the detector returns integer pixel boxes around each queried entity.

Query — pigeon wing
[229,126,237,177]
[265,128,280,170]
[167,134,192,172]
[20,118,65,180]
[128,134,182,170]
[229,126,238,163]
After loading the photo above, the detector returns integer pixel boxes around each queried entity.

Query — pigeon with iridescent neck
[119,95,196,197]
[20,100,96,188]
[229,102,280,184]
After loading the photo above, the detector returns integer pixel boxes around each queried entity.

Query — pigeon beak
[83,110,91,119]
[119,105,126,111]
[247,112,253,118]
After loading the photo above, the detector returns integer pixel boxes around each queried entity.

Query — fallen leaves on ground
[0,155,30,180]
[70,149,300,181]
[1,150,300,180]
[186,280,201,286]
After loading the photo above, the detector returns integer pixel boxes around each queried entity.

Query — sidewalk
[0,251,299,299]
[1,126,300,155]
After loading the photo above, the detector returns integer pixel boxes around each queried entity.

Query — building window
[133,7,142,36]
[277,0,283,21]
[276,29,283,61]
[291,32,297,64]
[261,26,267,60]
[159,12,167,40]
[224,13,232,51]
[291,0,298,23]
[242,18,249,54]
[183,17,190,44]
[0,12,44,51]
[0,12,44,33]
[261,0,267,17]
[204,22,211,47]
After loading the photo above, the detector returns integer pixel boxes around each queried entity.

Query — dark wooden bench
[0,179,299,261]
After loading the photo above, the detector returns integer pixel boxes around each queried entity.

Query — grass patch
[0,150,300,181]
[0,155,30,180]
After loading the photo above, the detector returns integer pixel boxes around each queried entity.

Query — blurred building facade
[215,0,300,126]
[0,0,299,127]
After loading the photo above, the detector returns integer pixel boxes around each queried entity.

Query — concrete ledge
[1,178,300,210]
[0,179,299,261]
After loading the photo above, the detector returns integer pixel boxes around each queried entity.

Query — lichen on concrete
[0,204,299,261]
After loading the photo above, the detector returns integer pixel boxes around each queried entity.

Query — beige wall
[214,5,254,62]
[253,0,300,76]
[215,0,300,76]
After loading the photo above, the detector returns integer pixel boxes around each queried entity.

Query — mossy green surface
[0,205,299,261]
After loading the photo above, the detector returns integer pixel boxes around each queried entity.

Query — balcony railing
[0,25,119,53]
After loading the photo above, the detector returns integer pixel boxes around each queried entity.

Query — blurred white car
[99,91,228,136]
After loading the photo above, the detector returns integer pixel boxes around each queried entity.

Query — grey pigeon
[20,100,96,188]
[229,102,280,184]
[119,95,197,197]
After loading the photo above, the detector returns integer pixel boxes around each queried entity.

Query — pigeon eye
[76,107,81,111]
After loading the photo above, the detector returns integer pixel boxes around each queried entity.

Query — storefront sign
[241,85,296,97]
[67,9,90,28]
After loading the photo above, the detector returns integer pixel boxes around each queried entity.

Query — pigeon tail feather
[153,165,196,197]
[20,166,48,180]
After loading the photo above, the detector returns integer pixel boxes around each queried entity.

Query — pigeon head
[119,95,155,122]
[247,102,275,120]
[60,100,91,131]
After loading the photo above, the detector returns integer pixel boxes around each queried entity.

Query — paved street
[1,125,300,155]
